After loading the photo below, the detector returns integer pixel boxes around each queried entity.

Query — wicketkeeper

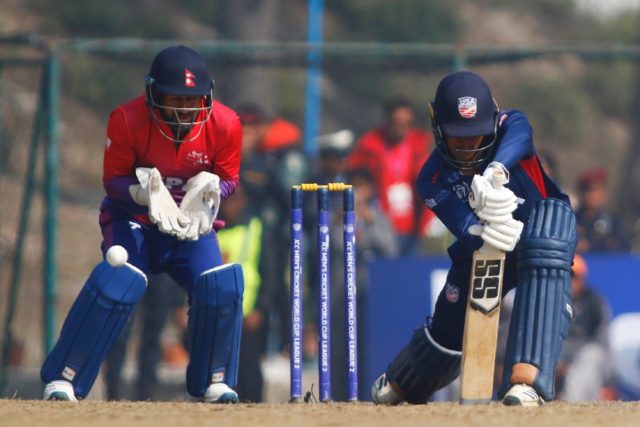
[41,45,244,403]
[372,71,576,406]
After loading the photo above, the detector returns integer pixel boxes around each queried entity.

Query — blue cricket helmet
[144,45,214,143]
[146,45,214,96]
[429,71,499,171]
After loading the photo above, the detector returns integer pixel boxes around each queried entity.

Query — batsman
[372,71,576,406]
[40,45,244,403]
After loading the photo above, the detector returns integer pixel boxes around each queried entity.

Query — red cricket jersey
[103,95,242,207]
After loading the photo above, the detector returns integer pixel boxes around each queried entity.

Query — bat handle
[479,241,504,256]
[490,169,506,190]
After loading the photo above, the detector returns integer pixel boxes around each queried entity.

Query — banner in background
[363,253,640,401]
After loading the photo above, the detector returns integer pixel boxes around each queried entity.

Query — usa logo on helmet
[184,68,196,87]
[457,96,477,119]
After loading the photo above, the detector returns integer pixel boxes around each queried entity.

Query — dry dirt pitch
[1,400,639,427]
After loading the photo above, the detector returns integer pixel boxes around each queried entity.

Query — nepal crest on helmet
[185,68,196,87]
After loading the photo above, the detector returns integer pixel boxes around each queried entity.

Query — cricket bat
[459,171,507,404]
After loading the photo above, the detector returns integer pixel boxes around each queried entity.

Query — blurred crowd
[103,97,630,403]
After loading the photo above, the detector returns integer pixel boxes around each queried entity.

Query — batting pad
[500,198,576,401]
[387,326,461,404]
[41,261,147,398]
[186,263,244,397]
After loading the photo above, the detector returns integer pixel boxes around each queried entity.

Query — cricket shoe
[371,373,403,405]
[187,383,239,404]
[43,380,78,402]
[502,384,544,407]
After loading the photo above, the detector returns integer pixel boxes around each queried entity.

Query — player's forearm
[219,178,239,200]
[104,175,139,203]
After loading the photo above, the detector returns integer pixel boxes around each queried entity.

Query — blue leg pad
[387,326,461,404]
[500,198,576,401]
[186,263,244,397]
[41,261,147,398]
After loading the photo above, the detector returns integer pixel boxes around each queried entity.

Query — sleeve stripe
[518,156,548,198]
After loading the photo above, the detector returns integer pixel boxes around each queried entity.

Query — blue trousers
[429,251,518,351]
[101,218,223,296]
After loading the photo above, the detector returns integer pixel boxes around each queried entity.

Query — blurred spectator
[346,96,434,254]
[575,168,629,252]
[556,254,615,401]
[237,103,307,214]
[329,167,400,400]
[305,128,356,266]
[237,104,307,354]
[104,274,187,401]
[311,129,355,184]
[217,184,270,402]
[347,167,400,262]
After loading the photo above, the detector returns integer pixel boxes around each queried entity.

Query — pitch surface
[1,400,638,427]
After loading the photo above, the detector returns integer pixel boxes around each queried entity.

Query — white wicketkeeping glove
[468,217,524,252]
[469,162,518,223]
[129,167,191,236]
[179,171,221,240]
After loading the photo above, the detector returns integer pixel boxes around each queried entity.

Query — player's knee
[187,263,244,397]
[518,198,576,271]
[193,263,244,306]
[387,326,461,404]
[95,262,148,303]
[41,261,147,398]
[503,199,577,401]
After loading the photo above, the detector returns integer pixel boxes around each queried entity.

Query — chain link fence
[2,38,640,400]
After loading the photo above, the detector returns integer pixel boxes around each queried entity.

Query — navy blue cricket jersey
[417,110,570,264]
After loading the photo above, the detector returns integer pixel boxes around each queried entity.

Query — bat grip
[490,170,506,189]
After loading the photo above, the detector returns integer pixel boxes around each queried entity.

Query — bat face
[470,256,504,313]
[460,167,508,404]
[459,248,505,404]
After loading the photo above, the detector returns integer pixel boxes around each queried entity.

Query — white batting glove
[179,171,221,240]
[469,163,518,223]
[129,167,191,236]
[468,217,523,252]
[474,194,519,223]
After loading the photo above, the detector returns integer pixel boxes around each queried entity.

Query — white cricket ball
[106,245,128,267]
